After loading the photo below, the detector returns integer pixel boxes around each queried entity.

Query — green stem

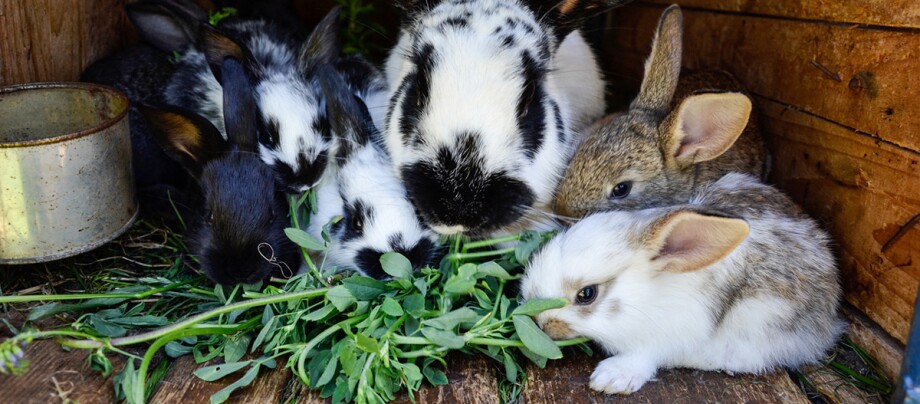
[0,278,201,304]
[462,235,520,253]
[391,335,589,348]
[447,248,515,261]
[132,316,263,404]
[60,288,330,349]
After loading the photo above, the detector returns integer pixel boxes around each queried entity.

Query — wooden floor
[0,339,819,404]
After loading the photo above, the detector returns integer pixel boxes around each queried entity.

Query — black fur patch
[341,199,372,242]
[273,150,328,192]
[355,237,438,280]
[312,112,332,141]
[259,117,281,148]
[398,43,435,144]
[192,153,299,285]
[442,17,468,28]
[401,134,535,233]
[517,52,546,158]
[550,100,565,143]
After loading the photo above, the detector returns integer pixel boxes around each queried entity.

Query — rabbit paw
[589,356,656,395]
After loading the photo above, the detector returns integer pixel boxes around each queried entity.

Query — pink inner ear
[673,93,750,163]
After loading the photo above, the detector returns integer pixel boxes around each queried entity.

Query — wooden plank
[0,0,138,85]
[604,4,920,153]
[0,339,123,403]
[756,98,920,344]
[286,354,499,403]
[640,0,920,29]
[150,356,292,403]
[394,355,498,404]
[522,350,809,403]
[843,305,906,382]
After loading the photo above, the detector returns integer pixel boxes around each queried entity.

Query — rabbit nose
[541,318,574,340]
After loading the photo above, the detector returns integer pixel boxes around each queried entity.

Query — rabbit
[381,0,631,237]
[521,172,843,394]
[553,5,768,219]
[128,1,367,193]
[140,56,300,285]
[307,67,440,279]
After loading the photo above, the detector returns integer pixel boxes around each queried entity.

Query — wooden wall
[0,0,139,86]
[602,1,920,345]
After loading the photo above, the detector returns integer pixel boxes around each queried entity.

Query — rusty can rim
[0,81,130,149]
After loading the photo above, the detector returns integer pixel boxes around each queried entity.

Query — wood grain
[759,98,920,344]
[843,305,906,382]
[150,356,291,403]
[0,0,138,85]
[0,339,124,403]
[641,0,920,29]
[604,4,920,153]
[522,350,809,403]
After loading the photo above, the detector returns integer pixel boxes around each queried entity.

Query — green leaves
[512,298,568,317]
[342,277,387,300]
[284,228,326,251]
[326,286,356,312]
[512,315,562,359]
[380,252,412,279]
[194,361,250,382]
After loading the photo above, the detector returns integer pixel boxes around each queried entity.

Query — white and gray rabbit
[307,67,440,279]
[521,172,843,394]
[555,5,768,218]
[381,0,631,237]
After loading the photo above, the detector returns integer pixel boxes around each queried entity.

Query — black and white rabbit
[382,0,631,236]
[128,1,381,192]
[521,172,843,394]
[307,67,440,279]
[140,57,300,285]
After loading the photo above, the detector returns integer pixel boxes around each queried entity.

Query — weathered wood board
[605,3,920,153]
[0,0,139,86]
[0,340,123,403]
[602,2,920,345]
[522,350,810,403]
[641,0,920,28]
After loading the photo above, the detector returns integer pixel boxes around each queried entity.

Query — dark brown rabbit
[554,5,768,218]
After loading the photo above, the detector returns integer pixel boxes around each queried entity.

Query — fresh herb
[0,194,583,403]
[208,7,237,27]
[336,0,387,58]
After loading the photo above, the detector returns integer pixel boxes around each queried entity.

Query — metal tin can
[0,82,137,264]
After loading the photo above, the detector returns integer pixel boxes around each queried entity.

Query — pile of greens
[0,196,587,404]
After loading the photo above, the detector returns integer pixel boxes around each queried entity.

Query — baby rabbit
[307,67,440,279]
[141,57,300,285]
[383,0,631,237]
[554,5,767,218]
[128,1,357,192]
[521,172,843,394]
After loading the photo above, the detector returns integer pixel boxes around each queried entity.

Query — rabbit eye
[350,214,364,232]
[609,181,632,199]
[204,209,214,225]
[575,285,598,305]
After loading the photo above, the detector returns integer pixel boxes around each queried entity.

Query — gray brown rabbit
[554,5,768,218]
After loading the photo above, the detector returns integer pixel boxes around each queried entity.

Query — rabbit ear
[524,0,634,41]
[199,24,262,81]
[631,4,682,114]
[218,58,260,152]
[317,66,374,161]
[642,209,749,273]
[663,92,752,167]
[138,104,229,177]
[297,6,341,74]
[126,0,208,53]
